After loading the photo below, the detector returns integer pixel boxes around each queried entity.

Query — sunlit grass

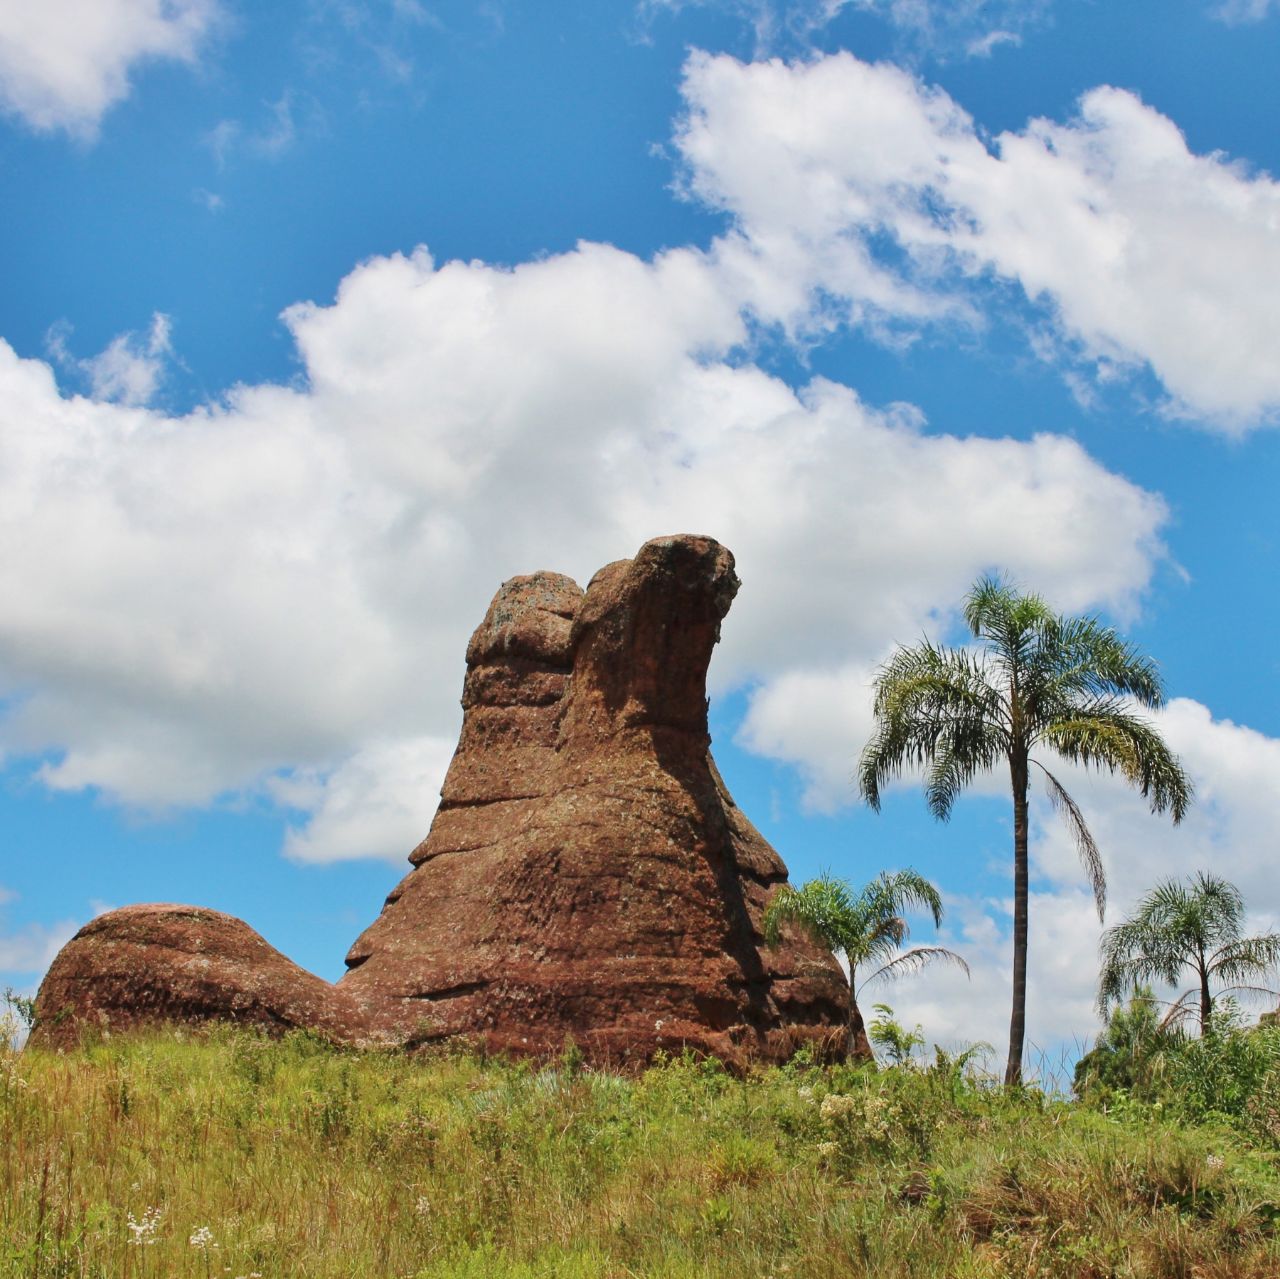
[3,1024,1279,1277]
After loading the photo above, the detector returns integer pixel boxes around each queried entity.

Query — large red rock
[31,904,370,1048]
[32,535,848,1066]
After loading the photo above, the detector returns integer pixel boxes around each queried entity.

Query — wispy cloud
[639,0,1045,58]
[46,312,174,407]
[207,92,306,168]
[1213,0,1279,23]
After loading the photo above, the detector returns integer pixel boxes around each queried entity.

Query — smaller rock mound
[30,904,369,1049]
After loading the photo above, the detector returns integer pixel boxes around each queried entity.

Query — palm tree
[763,870,967,1062]
[1099,872,1280,1036]
[859,575,1193,1084]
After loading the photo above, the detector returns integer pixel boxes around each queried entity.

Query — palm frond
[762,878,855,958]
[1216,983,1279,1001]
[1210,933,1280,986]
[1026,615,1165,711]
[1097,872,1274,1021]
[865,868,947,929]
[1157,988,1200,1031]
[862,945,970,991]
[860,642,1006,816]
[870,947,967,983]
[1098,915,1186,1013]
[1189,873,1246,941]
[1043,708,1193,822]
[1032,760,1105,921]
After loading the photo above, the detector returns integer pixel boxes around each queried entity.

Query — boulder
[32,904,369,1049]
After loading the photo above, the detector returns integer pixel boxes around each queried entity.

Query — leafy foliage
[762,871,965,1062]
[867,1003,924,1066]
[1099,872,1280,1034]
[859,573,1193,1084]
[2,987,35,1031]
[1073,986,1182,1103]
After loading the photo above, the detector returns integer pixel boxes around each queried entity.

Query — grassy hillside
[4,1026,1280,1278]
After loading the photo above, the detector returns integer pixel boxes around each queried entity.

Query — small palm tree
[1099,872,1280,1036]
[859,575,1193,1084]
[763,870,967,1062]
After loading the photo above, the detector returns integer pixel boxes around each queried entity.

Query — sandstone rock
[340,534,848,1067]
[32,904,369,1049]
[32,534,849,1067]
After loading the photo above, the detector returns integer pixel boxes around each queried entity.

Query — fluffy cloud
[0,230,1168,858]
[678,51,1280,428]
[275,736,456,865]
[1030,698,1280,924]
[883,886,1103,1076]
[0,0,218,137]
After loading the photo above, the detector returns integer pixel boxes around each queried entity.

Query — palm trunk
[1005,751,1029,1086]
[849,981,874,1063]
[1199,954,1212,1037]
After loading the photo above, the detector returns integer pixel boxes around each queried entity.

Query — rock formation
[32,535,848,1067]
[32,904,370,1045]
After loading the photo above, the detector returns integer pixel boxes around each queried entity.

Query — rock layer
[32,535,848,1066]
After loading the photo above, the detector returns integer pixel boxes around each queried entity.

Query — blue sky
[2,0,1279,1068]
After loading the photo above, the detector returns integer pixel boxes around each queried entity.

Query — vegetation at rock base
[859,574,1193,1085]
[762,870,966,1063]
[6,1024,1280,1278]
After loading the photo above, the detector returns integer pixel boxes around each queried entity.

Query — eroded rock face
[340,535,847,1066]
[32,535,848,1066]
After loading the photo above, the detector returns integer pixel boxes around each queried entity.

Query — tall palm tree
[1099,872,1280,1036]
[859,576,1193,1084]
[763,870,967,1062]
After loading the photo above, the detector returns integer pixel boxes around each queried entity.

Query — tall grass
[3,1024,1279,1277]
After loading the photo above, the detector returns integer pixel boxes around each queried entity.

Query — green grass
[4,1026,1280,1277]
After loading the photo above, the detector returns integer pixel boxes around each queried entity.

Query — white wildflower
[189,1224,217,1249]
[819,1093,857,1123]
[126,1206,162,1246]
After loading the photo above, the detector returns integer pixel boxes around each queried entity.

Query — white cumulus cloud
[0,0,219,137]
[677,51,1280,429]
[0,232,1169,861]
[48,313,174,407]
[275,736,456,865]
